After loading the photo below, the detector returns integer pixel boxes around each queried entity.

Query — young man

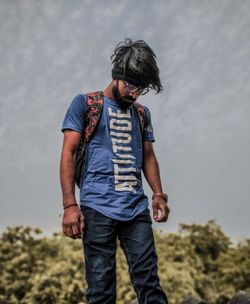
[60,38,170,304]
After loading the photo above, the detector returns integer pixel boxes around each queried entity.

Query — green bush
[0,221,249,304]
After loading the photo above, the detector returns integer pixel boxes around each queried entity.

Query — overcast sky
[0,0,249,242]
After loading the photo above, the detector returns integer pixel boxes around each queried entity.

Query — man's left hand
[152,197,170,222]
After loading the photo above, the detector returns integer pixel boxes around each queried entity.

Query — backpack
[75,90,146,188]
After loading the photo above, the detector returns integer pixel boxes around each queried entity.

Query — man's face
[112,79,139,110]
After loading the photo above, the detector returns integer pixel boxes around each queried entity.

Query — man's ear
[112,77,118,85]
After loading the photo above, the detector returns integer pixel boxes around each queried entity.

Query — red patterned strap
[133,102,145,135]
[84,91,104,143]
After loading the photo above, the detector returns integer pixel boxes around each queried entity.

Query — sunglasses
[124,80,149,96]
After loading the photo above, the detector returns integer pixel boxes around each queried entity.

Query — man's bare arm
[60,130,81,205]
[60,130,84,238]
[142,141,170,223]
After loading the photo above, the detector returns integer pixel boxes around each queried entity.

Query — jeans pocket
[80,205,87,213]
[80,205,93,215]
[136,208,152,224]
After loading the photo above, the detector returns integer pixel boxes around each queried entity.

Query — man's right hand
[62,206,85,239]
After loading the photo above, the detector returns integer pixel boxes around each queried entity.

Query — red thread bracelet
[63,203,78,210]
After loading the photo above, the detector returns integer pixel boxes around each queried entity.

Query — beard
[112,84,136,110]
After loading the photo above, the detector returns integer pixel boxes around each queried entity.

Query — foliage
[0,221,249,304]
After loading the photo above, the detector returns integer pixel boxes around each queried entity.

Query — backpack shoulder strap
[133,102,146,135]
[84,91,104,143]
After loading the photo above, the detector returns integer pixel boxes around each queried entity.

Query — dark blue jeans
[81,206,168,304]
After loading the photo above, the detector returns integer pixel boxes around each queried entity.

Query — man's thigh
[81,206,117,301]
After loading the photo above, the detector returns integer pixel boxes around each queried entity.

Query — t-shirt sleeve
[61,94,86,134]
[143,106,155,142]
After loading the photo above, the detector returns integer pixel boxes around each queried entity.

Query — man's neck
[103,82,115,100]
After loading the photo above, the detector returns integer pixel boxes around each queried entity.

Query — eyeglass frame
[124,80,149,96]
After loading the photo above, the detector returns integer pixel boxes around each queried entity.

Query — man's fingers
[165,205,170,220]
[65,225,73,238]
[152,205,159,220]
[71,222,80,238]
[157,205,166,222]
[157,204,170,222]
[63,222,81,239]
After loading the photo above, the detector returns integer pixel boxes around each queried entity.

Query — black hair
[110,38,163,94]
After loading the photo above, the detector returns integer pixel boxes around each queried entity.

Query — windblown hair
[111,38,163,94]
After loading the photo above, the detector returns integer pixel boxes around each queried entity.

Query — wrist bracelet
[63,203,78,210]
[152,192,168,202]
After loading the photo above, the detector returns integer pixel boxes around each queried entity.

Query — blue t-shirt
[61,94,155,221]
